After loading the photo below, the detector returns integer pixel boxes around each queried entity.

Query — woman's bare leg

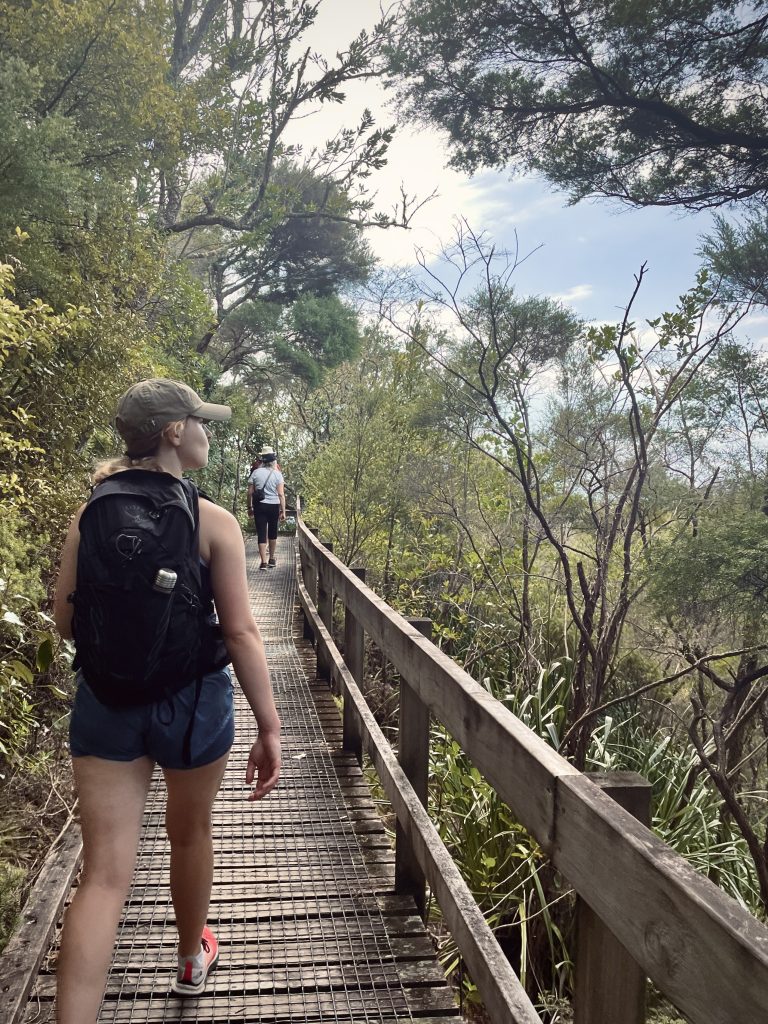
[163,752,229,957]
[56,756,153,1024]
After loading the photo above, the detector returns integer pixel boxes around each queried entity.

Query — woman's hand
[245,733,281,800]
[279,509,286,521]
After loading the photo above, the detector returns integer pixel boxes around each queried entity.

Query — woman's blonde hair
[91,419,187,485]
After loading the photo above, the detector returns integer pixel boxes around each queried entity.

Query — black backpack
[72,469,228,707]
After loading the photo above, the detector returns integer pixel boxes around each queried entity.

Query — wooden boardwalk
[19,536,460,1023]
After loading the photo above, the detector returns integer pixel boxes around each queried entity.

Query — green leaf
[8,660,33,685]
[36,636,53,672]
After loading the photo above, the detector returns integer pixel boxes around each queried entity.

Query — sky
[284,0,766,342]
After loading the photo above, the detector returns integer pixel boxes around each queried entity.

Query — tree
[0,0,178,307]
[298,331,439,572]
[389,0,768,210]
[648,498,768,907]
[699,212,768,305]
[380,227,748,766]
[212,292,362,392]
[0,0,175,183]
[0,260,115,765]
[153,0,410,357]
[0,0,405,377]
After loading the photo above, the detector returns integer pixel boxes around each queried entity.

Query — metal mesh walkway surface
[22,536,459,1023]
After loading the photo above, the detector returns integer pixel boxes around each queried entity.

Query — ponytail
[92,454,166,485]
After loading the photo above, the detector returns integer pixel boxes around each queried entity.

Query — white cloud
[551,284,594,305]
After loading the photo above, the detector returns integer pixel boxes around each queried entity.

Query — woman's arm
[53,505,86,640]
[277,480,286,521]
[204,502,281,799]
[246,482,254,516]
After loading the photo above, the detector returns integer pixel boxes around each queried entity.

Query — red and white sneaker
[171,926,219,996]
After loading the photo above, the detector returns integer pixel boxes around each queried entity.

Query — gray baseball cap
[115,379,231,455]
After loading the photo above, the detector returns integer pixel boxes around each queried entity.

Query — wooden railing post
[395,617,432,920]
[574,771,651,1024]
[316,541,334,682]
[299,532,316,642]
[342,567,366,764]
[304,528,319,600]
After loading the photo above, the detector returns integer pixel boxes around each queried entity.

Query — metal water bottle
[153,569,177,595]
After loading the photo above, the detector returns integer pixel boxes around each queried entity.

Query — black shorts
[254,501,280,542]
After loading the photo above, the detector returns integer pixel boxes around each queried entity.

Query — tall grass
[497,659,760,911]
[585,712,761,912]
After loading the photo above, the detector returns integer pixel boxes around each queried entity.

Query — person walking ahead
[53,379,281,1023]
[247,446,286,570]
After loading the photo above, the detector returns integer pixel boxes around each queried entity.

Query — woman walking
[247,446,286,570]
[53,378,281,1023]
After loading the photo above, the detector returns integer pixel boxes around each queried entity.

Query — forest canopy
[388,0,768,210]
[3,1,768,1018]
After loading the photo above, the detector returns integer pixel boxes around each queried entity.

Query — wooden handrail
[296,512,768,1024]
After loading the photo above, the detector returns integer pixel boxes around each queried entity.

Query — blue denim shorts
[69,667,235,770]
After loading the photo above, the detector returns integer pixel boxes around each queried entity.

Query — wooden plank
[128,876,398,903]
[301,536,318,643]
[23,983,458,1023]
[316,543,333,681]
[133,846,391,880]
[298,578,540,1024]
[105,933,438,969]
[35,955,448,998]
[125,874,396,903]
[556,773,768,1024]
[116,894,411,926]
[23,1006,461,1024]
[129,860,394,888]
[100,909,431,949]
[0,817,82,1024]
[130,833,391,862]
[138,822,387,843]
[300,516,768,1024]
[298,541,315,642]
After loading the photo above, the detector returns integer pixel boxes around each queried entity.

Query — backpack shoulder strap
[179,477,200,527]
[181,478,203,592]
